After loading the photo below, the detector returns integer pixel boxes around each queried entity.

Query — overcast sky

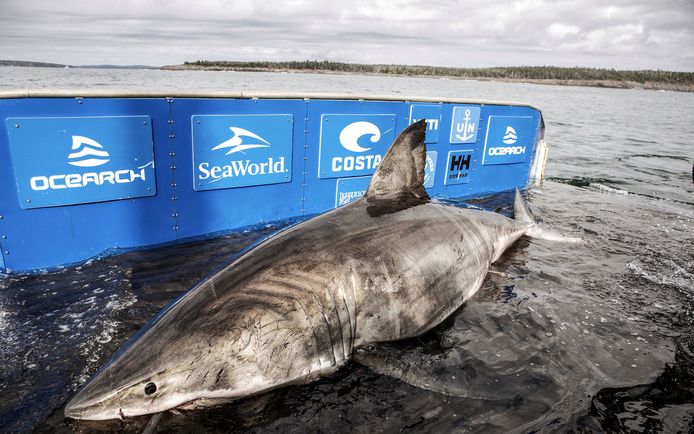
[1,0,692,71]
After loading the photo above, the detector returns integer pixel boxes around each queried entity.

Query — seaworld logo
[198,126,288,184]
[211,127,271,155]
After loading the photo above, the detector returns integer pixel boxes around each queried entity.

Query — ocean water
[0,67,693,433]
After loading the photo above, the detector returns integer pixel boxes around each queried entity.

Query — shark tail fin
[514,188,582,243]
[513,188,534,225]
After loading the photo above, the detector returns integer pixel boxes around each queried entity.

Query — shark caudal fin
[364,120,430,217]
[514,189,582,242]
[513,188,534,225]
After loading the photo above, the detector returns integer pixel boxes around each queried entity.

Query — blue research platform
[0,90,547,273]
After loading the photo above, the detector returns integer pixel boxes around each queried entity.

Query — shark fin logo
[68,136,110,167]
[502,126,518,145]
[212,127,271,155]
[339,121,382,153]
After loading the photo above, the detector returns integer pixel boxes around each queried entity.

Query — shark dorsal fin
[364,119,430,216]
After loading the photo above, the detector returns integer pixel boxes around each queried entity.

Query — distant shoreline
[0,60,157,70]
[163,63,694,92]
[3,59,692,92]
[161,64,692,92]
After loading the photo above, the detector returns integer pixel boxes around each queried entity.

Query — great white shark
[65,120,567,420]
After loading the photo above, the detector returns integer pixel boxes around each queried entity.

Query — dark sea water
[1,67,693,433]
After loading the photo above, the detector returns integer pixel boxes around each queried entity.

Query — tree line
[183,60,693,85]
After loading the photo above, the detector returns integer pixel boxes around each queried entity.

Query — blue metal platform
[0,91,547,273]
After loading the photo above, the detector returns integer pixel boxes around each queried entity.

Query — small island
[164,60,694,92]
[0,60,67,68]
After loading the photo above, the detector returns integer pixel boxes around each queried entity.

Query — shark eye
[144,382,157,396]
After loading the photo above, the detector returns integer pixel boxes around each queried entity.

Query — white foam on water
[591,183,630,196]
[627,258,694,294]
[0,299,20,358]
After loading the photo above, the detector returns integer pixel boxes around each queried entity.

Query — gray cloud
[0,0,692,70]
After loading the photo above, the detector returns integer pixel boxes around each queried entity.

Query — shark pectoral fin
[514,189,583,243]
[353,344,458,395]
[363,120,430,217]
[353,344,512,400]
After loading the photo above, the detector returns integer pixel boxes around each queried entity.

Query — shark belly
[332,202,501,345]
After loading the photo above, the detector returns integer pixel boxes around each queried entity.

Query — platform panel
[0,95,543,273]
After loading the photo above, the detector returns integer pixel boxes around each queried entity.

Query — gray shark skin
[64,120,543,420]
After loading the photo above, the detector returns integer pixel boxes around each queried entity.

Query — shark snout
[63,375,124,420]
[64,396,119,421]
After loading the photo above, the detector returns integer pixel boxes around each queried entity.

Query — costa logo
[318,114,396,179]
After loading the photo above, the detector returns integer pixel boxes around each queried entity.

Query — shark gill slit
[306,288,339,366]
[245,286,324,360]
[460,214,491,265]
[323,278,351,360]
[262,275,339,366]
[339,288,355,355]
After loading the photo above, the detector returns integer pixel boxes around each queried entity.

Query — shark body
[65,120,544,420]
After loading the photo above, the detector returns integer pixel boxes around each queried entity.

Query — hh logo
[445,150,474,185]
[482,116,534,165]
[192,114,293,191]
[318,114,396,179]
[6,116,156,209]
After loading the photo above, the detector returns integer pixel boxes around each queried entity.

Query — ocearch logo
[67,136,110,167]
[486,125,525,158]
[198,126,287,183]
[502,126,518,145]
[29,135,151,191]
[332,121,384,172]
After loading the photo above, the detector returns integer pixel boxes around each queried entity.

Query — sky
[1,0,693,71]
